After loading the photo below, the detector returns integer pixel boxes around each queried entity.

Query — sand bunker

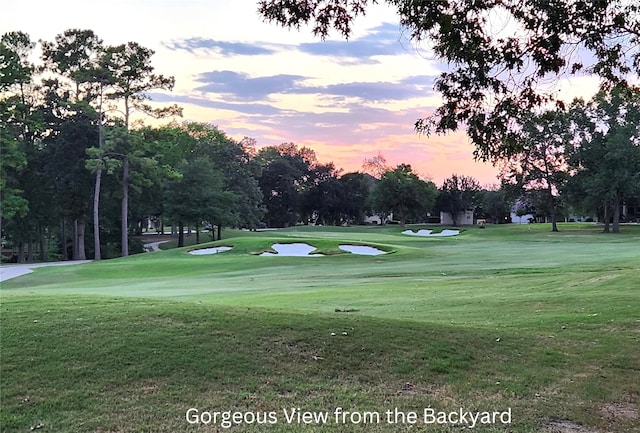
[188,246,233,255]
[261,243,322,257]
[402,229,460,237]
[339,245,386,255]
[260,243,387,256]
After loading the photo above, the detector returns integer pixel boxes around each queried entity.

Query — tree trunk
[27,240,33,263]
[121,156,130,257]
[61,217,67,260]
[72,219,79,260]
[94,90,104,261]
[17,242,25,263]
[612,198,620,233]
[93,168,102,260]
[603,205,610,233]
[178,221,185,247]
[217,224,222,241]
[195,221,200,244]
[39,226,46,262]
[548,184,559,232]
[77,219,86,260]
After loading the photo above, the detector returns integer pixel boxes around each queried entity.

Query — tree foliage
[0,32,33,225]
[438,174,481,226]
[370,164,437,226]
[0,31,47,261]
[566,84,640,232]
[256,143,319,227]
[501,110,570,231]
[476,185,513,224]
[164,157,232,247]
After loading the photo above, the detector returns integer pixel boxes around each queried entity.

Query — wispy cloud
[163,38,277,56]
[146,92,293,116]
[193,71,307,101]
[164,23,413,64]
[191,69,435,103]
[296,75,436,101]
[298,22,413,64]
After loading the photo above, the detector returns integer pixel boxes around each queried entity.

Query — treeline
[501,84,640,233]
[2,29,639,263]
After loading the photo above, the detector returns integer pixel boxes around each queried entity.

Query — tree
[143,123,263,240]
[438,174,481,226]
[567,84,640,233]
[2,30,183,261]
[0,31,51,262]
[258,0,640,161]
[218,136,266,233]
[189,126,264,236]
[515,203,532,224]
[164,157,233,247]
[126,124,192,235]
[100,41,180,257]
[477,185,513,224]
[501,110,570,232]
[41,29,106,260]
[44,103,98,260]
[337,172,372,224]
[370,164,437,226]
[300,162,343,225]
[0,32,32,242]
[256,143,318,227]
[362,152,389,179]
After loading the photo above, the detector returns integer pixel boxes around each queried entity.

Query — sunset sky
[2,0,604,185]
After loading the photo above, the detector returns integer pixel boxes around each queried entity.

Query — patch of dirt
[140,384,158,393]
[599,402,639,420]
[543,419,600,432]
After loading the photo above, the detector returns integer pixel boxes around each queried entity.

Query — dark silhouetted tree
[438,174,481,226]
[371,164,437,226]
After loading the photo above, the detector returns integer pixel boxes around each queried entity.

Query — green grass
[1,223,639,432]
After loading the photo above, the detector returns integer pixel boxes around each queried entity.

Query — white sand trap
[261,243,322,257]
[430,229,460,237]
[402,229,433,236]
[339,245,386,255]
[402,229,460,237]
[189,246,233,255]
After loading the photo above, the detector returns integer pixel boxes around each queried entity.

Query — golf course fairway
[1,223,639,432]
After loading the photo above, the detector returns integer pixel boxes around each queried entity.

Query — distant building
[510,210,534,224]
[440,210,474,226]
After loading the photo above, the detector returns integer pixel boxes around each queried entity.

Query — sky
[2,0,604,185]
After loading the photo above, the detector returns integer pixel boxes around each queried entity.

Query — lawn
[1,223,639,432]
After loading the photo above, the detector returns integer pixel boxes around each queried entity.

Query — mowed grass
[1,223,639,432]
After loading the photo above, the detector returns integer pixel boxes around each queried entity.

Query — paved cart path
[0,261,91,283]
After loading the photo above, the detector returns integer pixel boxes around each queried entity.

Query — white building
[440,210,474,226]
